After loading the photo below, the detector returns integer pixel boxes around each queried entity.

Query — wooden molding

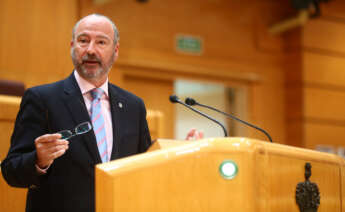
[116,58,260,84]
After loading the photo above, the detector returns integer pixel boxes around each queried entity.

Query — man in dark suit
[1,14,152,212]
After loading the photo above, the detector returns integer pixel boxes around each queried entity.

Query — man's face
[71,16,119,83]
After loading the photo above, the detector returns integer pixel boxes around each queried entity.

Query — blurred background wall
[1,0,345,153]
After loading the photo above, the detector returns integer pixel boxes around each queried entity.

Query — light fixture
[269,0,332,35]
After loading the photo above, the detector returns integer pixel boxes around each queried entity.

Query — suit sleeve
[138,99,152,153]
[1,88,49,188]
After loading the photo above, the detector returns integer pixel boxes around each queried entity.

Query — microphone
[185,97,273,142]
[169,95,228,137]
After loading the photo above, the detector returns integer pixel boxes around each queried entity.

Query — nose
[86,41,96,55]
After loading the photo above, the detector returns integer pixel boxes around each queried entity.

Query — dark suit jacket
[1,73,152,212]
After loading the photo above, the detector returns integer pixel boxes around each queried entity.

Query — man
[1,14,192,212]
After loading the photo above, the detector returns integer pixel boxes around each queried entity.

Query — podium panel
[96,138,344,212]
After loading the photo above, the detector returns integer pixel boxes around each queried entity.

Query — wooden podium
[96,138,345,212]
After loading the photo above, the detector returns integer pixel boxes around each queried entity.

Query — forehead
[75,16,114,39]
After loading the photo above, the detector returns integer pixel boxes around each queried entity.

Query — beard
[71,47,115,80]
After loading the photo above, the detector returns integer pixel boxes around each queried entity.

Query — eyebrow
[77,33,111,41]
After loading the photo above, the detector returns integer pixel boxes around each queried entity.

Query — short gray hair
[72,14,120,45]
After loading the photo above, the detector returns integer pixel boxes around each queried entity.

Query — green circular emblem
[219,160,238,180]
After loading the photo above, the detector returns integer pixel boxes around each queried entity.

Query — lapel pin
[118,102,123,108]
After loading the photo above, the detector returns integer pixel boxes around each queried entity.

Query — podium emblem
[295,163,320,212]
[219,160,238,180]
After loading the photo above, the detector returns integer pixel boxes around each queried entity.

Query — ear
[70,40,74,47]
[114,42,120,60]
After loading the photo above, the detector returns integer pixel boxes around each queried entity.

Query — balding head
[72,14,120,46]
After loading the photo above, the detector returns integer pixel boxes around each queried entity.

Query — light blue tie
[90,88,108,163]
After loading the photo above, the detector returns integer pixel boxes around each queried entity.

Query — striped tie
[90,88,108,163]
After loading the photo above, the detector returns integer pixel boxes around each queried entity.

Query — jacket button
[29,185,37,189]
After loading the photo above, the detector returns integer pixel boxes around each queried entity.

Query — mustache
[82,54,101,64]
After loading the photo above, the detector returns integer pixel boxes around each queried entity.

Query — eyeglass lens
[58,122,92,140]
[75,122,92,135]
[59,130,73,140]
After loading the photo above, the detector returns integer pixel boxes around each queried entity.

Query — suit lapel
[108,85,127,160]
[62,74,102,164]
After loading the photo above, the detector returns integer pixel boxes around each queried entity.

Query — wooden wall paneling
[119,60,287,142]
[285,83,304,147]
[146,110,165,140]
[267,9,306,146]
[0,0,78,88]
[0,95,21,159]
[254,0,298,52]
[80,0,287,68]
[117,59,260,85]
[342,159,345,212]
[0,176,26,212]
[0,120,15,159]
[249,68,286,143]
[301,1,345,149]
[0,1,79,209]
[108,66,124,88]
[286,120,304,147]
[119,63,259,140]
[304,122,345,149]
[284,50,304,147]
[0,95,26,212]
[304,87,345,122]
[303,51,345,88]
[322,1,345,20]
[281,0,345,149]
[79,0,290,144]
[122,75,174,139]
[303,18,345,54]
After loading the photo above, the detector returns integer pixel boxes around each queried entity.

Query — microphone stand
[170,95,228,137]
[185,97,273,142]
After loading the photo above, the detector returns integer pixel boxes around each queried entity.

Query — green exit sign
[176,35,203,55]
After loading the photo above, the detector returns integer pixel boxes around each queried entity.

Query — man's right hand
[34,134,69,169]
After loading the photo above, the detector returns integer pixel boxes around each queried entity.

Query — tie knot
[90,88,104,100]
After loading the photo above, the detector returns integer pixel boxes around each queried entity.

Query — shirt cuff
[35,163,51,174]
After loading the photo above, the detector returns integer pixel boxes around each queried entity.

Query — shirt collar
[74,70,109,97]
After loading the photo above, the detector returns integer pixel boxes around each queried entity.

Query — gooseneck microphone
[169,95,228,137]
[185,97,273,142]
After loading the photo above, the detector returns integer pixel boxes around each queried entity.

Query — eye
[77,37,89,45]
[97,40,107,45]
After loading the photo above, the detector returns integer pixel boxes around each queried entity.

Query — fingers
[42,141,69,155]
[35,133,69,168]
[185,128,204,141]
[185,128,196,141]
[198,131,204,139]
[35,133,61,143]
[36,139,69,150]
[53,147,68,159]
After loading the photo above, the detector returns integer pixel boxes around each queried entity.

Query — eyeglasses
[58,122,93,140]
